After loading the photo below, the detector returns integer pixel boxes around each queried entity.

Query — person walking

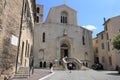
[7,76,12,80]
[49,62,53,73]
[68,62,72,73]
[4,76,7,80]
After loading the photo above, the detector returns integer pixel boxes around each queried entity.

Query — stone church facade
[34,4,94,68]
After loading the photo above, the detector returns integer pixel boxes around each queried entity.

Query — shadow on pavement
[107,73,120,76]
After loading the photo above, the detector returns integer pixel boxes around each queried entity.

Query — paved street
[12,69,50,80]
[43,70,120,80]
[11,69,120,80]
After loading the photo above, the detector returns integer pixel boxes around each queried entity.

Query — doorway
[60,44,69,59]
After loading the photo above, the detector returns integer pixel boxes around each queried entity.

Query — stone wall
[0,0,35,75]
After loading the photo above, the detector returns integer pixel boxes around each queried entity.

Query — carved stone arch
[61,11,68,17]
[60,38,71,59]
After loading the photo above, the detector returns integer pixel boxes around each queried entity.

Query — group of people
[4,76,11,80]
[49,61,73,73]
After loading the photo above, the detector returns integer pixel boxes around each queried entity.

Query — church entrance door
[60,44,69,59]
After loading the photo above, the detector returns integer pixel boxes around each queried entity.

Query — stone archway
[60,39,71,59]
[60,44,69,59]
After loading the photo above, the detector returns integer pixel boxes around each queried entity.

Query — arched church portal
[60,43,69,59]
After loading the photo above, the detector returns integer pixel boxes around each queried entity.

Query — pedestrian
[4,76,7,80]
[7,76,11,80]
[49,62,53,73]
[69,62,72,73]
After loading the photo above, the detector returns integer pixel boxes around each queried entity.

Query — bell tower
[36,5,43,24]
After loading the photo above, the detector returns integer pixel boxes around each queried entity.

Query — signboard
[11,35,18,46]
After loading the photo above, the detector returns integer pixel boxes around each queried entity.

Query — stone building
[0,0,36,76]
[33,4,94,68]
[93,16,120,70]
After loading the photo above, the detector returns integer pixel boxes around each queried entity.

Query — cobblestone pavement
[43,69,120,80]
[12,69,50,80]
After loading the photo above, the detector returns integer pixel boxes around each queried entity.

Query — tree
[111,33,120,50]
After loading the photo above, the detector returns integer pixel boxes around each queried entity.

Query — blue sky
[36,0,120,38]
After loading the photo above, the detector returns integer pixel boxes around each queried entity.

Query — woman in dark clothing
[49,62,53,73]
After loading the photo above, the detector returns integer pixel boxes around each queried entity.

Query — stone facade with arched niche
[33,4,94,68]
[57,36,72,60]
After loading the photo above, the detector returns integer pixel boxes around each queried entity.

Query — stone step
[13,67,29,79]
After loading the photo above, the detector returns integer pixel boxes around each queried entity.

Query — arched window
[36,7,40,13]
[109,56,112,65]
[82,36,85,45]
[61,11,68,23]
[36,16,39,23]
[21,42,24,65]
[42,32,45,42]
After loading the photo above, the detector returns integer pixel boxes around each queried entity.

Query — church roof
[51,4,76,12]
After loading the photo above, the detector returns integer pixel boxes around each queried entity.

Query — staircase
[13,67,29,79]
[62,57,83,70]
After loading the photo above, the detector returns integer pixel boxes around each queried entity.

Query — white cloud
[82,25,96,31]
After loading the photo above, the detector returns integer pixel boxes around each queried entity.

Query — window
[85,52,88,55]
[42,32,45,42]
[36,16,39,23]
[106,33,109,40]
[27,44,29,57]
[82,36,85,45]
[36,7,40,13]
[24,2,27,12]
[21,42,24,65]
[101,33,103,39]
[101,43,104,49]
[96,40,98,43]
[105,25,107,31]
[95,57,99,64]
[61,11,68,23]
[102,56,105,63]
[96,47,98,53]
[108,42,110,51]
[25,40,28,57]
[109,57,112,66]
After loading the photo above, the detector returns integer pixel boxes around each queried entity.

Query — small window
[37,7,40,13]
[27,44,30,57]
[105,25,107,31]
[42,32,45,42]
[106,33,109,40]
[102,56,105,63]
[101,33,103,39]
[96,48,98,53]
[24,2,27,12]
[101,43,104,49]
[96,40,98,43]
[36,16,39,23]
[25,40,28,57]
[109,57,112,66]
[82,36,85,45]
[108,42,110,51]
[21,42,25,65]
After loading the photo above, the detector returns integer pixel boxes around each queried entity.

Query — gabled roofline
[96,30,104,36]
[103,19,110,25]
[52,4,77,12]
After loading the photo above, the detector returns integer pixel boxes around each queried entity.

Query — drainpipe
[15,0,25,73]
